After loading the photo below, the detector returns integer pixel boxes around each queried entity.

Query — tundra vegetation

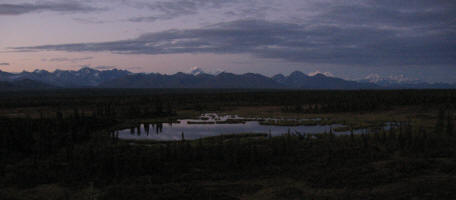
[0,89,455,199]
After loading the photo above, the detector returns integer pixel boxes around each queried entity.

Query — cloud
[0,2,100,15]
[128,16,170,23]
[127,0,240,22]
[9,0,456,67]
[73,17,112,24]
[42,56,93,63]
[319,0,455,29]
[0,62,9,66]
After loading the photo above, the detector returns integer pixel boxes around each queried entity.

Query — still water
[117,113,380,141]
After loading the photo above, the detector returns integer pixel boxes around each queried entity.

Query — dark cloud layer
[10,0,456,67]
[127,0,239,22]
[42,56,93,63]
[0,2,99,15]
[0,62,9,66]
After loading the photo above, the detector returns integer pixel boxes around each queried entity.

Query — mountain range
[0,67,454,90]
[359,75,455,89]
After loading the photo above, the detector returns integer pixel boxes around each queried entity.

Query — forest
[0,89,455,199]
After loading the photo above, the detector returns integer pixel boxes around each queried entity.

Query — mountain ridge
[0,67,131,87]
[359,75,455,89]
[0,68,454,90]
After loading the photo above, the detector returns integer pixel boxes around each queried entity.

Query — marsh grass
[187,121,216,124]
[259,119,319,126]
[215,119,247,124]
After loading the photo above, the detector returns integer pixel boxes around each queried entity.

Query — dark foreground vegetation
[0,89,455,199]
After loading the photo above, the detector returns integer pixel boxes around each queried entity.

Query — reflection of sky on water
[117,114,392,141]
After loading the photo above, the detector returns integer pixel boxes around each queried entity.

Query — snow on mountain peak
[33,69,49,74]
[189,66,205,75]
[365,73,419,84]
[365,73,382,82]
[188,66,227,76]
[214,69,225,75]
[308,70,334,77]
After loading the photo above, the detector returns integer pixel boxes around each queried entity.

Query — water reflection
[116,113,393,141]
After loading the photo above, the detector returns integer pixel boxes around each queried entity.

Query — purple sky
[1,0,455,82]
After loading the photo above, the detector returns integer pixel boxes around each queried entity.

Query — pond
[116,113,391,141]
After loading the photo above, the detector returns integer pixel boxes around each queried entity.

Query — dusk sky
[1,0,455,83]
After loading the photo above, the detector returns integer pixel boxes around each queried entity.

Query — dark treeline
[0,89,455,115]
[0,113,116,172]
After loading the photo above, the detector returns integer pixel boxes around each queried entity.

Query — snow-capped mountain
[188,66,225,76]
[0,68,454,90]
[0,67,131,87]
[363,74,419,84]
[189,66,206,75]
[359,74,454,89]
[272,71,378,89]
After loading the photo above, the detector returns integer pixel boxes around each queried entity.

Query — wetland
[0,89,455,200]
